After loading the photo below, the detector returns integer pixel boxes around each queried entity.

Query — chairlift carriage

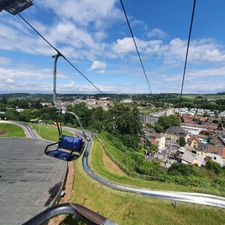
[44,52,87,162]
[0,0,33,15]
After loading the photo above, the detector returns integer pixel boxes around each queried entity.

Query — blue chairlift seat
[45,135,84,161]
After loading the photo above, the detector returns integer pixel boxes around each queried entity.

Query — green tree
[155,115,180,132]
[179,136,186,147]
[149,143,157,151]
[108,103,142,136]
[5,109,19,120]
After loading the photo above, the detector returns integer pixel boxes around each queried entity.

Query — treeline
[1,98,142,148]
[168,97,225,111]
[65,103,142,148]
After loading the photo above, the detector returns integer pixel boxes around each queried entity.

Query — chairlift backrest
[58,135,83,152]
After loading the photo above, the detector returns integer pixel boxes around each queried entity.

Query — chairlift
[45,52,87,162]
[45,110,86,161]
[0,0,33,15]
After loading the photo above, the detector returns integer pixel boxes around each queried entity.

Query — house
[181,151,205,167]
[188,136,200,149]
[165,126,188,143]
[149,133,165,151]
[207,145,225,159]
[140,109,175,125]
[181,123,206,135]
[205,153,224,167]
[211,133,225,147]
[198,142,208,152]
[144,131,165,151]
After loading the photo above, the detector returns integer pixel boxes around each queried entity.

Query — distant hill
[0,93,31,98]
[216,92,225,95]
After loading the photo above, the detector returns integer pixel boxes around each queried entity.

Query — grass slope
[61,157,225,225]
[0,123,25,138]
[29,123,73,141]
[92,137,225,196]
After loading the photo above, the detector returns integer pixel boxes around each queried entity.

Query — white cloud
[6,78,15,84]
[112,37,135,54]
[112,36,225,66]
[148,28,167,39]
[0,0,122,60]
[37,0,121,27]
[0,57,11,66]
[90,60,107,73]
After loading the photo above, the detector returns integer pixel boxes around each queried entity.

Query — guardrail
[22,203,118,225]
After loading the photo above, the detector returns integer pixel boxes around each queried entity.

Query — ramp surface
[0,138,66,225]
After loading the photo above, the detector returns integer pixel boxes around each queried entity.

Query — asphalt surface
[0,138,66,225]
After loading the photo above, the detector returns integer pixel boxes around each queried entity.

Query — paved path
[0,138,66,225]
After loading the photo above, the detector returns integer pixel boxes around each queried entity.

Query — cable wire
[180,0,197,99]
[120,0,152,94]
[17,13,104,95]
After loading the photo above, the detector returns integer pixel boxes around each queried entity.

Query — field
[61,154,225,225]
[29,123,73,141]
[183,94,225,101]
[0,123,25,138]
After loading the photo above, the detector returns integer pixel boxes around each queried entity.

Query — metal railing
[22,203,117,225]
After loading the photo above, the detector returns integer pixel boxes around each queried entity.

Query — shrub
[168,163,196,176]
[205,160,221,174]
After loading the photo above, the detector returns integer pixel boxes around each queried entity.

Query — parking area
[0,138,66,225]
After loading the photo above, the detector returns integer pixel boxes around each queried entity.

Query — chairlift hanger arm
[55,109,87,140]
[64,110,87,139]
[52,52,62,108]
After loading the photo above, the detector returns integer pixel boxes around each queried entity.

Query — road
[9,123,225,209]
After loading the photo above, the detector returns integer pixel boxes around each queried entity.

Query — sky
[1,0,225,94]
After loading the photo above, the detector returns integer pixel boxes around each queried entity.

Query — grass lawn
[91,138,225,197]
[61,157,225,225]
[0,123,25,138]
[183,94,225,101]
[29,123,73,142]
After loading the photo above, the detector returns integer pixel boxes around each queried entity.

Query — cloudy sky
[1,0,225,94]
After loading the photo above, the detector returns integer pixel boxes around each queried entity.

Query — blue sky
[1,0,225,94]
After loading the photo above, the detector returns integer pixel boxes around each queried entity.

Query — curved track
[77,131,225,209]
[17,122,37,139]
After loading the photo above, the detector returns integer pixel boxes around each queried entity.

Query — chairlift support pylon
[45,52,87,162]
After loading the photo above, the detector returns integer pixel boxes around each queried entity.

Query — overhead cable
[120,0,152,94]
[17,13,104,94]
[180,0,197,99]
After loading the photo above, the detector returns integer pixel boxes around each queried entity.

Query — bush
[205,160,221,174]
[119,134,140,149]
[168,163,196,176]
[137,160,162,176]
